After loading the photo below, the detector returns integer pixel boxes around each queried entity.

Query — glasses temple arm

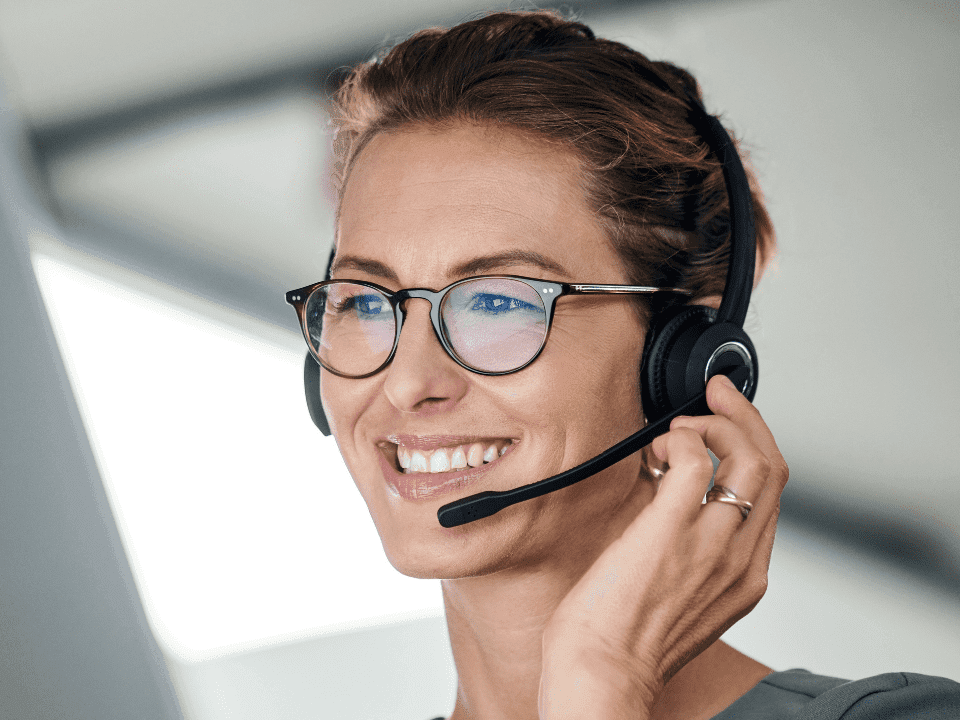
[567,284,692,295]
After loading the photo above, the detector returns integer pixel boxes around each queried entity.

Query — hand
[537,374,789,719]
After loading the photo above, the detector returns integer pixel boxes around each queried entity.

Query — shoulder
[712,669,960,719]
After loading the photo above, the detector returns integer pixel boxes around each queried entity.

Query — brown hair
[328,9,775,324]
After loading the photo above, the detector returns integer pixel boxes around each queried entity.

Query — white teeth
[429,447,451,473]
[451,446,468,470]
[397,440,514,474]
[409,451,428,473]
[467,443,485,467]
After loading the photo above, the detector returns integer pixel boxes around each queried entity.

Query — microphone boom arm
[436,366,749,528]
[437,388,710,528]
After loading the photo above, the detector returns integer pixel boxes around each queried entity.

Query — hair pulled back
[329,10,775,323]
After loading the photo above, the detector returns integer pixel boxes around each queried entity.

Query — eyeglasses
[285,275,691,378]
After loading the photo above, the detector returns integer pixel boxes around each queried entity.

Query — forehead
[335,123,625,285]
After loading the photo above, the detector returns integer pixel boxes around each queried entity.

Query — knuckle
[745,453,771,479]
[690,454,715,477]
[671,426,700,444]
[748,574,769,603]
[668,427,707,455]
[732,573,768,614]
[775,456,790,486]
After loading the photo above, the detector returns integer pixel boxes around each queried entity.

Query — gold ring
[704,484,753,521]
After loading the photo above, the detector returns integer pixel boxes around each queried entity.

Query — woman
[289,10,960,719]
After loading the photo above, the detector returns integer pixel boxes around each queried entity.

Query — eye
[354,294,388,316]
[468,293,539,314]
[330,293,388,316]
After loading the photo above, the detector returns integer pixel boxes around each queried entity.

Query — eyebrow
[330,249,571,283]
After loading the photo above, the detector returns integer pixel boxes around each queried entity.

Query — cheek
[319,373,376,450]
[500,324,643,452]
[545,324,643,405]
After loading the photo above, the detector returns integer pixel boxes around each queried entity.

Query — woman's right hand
[538,374,788,719]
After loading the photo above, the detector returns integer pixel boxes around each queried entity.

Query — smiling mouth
[380,439,515,474]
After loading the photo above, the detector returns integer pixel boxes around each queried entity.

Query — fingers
[650,427,716,523]
[705,374,786,469]
[672,414,767,504]
[652,374,788,532]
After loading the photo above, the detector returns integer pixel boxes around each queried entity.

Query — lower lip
[377,446,513,501]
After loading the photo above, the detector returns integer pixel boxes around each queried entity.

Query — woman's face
[326,123,653,579]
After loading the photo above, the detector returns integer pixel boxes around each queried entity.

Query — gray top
[713,669,960,719]
[427,669,960,720]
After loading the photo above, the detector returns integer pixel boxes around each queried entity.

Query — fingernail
[717,374,735,388]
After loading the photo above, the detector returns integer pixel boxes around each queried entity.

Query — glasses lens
[305,282,395,376]
[440,278,547,372]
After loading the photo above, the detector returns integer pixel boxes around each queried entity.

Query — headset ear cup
[686,322,758,403]
[303,354,331,436]
[640,305,718,422]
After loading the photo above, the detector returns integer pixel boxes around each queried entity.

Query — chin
[355,446,639,579]
[373,502,536,580]
[380,539,491,580]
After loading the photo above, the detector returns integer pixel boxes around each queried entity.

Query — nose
[382,298,469,416]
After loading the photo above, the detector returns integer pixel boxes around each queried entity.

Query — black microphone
[436,366,750,528]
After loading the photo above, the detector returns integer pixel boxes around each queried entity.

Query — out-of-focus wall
[592,0,960,557]
[29,0,959,568]
[1,1,958,718]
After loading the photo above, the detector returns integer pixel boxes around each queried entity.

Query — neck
[441,551,586,720]
[440,478,771,720]
[442,476,647,720]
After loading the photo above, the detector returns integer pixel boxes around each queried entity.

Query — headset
[301,90,758,529]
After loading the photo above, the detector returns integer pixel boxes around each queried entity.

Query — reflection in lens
[441,278,547,372]
[305,283,395,376]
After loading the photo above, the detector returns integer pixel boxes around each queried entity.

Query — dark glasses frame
[285,275,692,378]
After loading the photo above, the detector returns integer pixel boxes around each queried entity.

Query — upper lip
[381,433,517,451]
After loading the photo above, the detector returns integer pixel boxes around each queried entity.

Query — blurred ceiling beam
[0,0,675,161]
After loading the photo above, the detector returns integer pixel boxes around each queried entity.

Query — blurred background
[0,0,958,718]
